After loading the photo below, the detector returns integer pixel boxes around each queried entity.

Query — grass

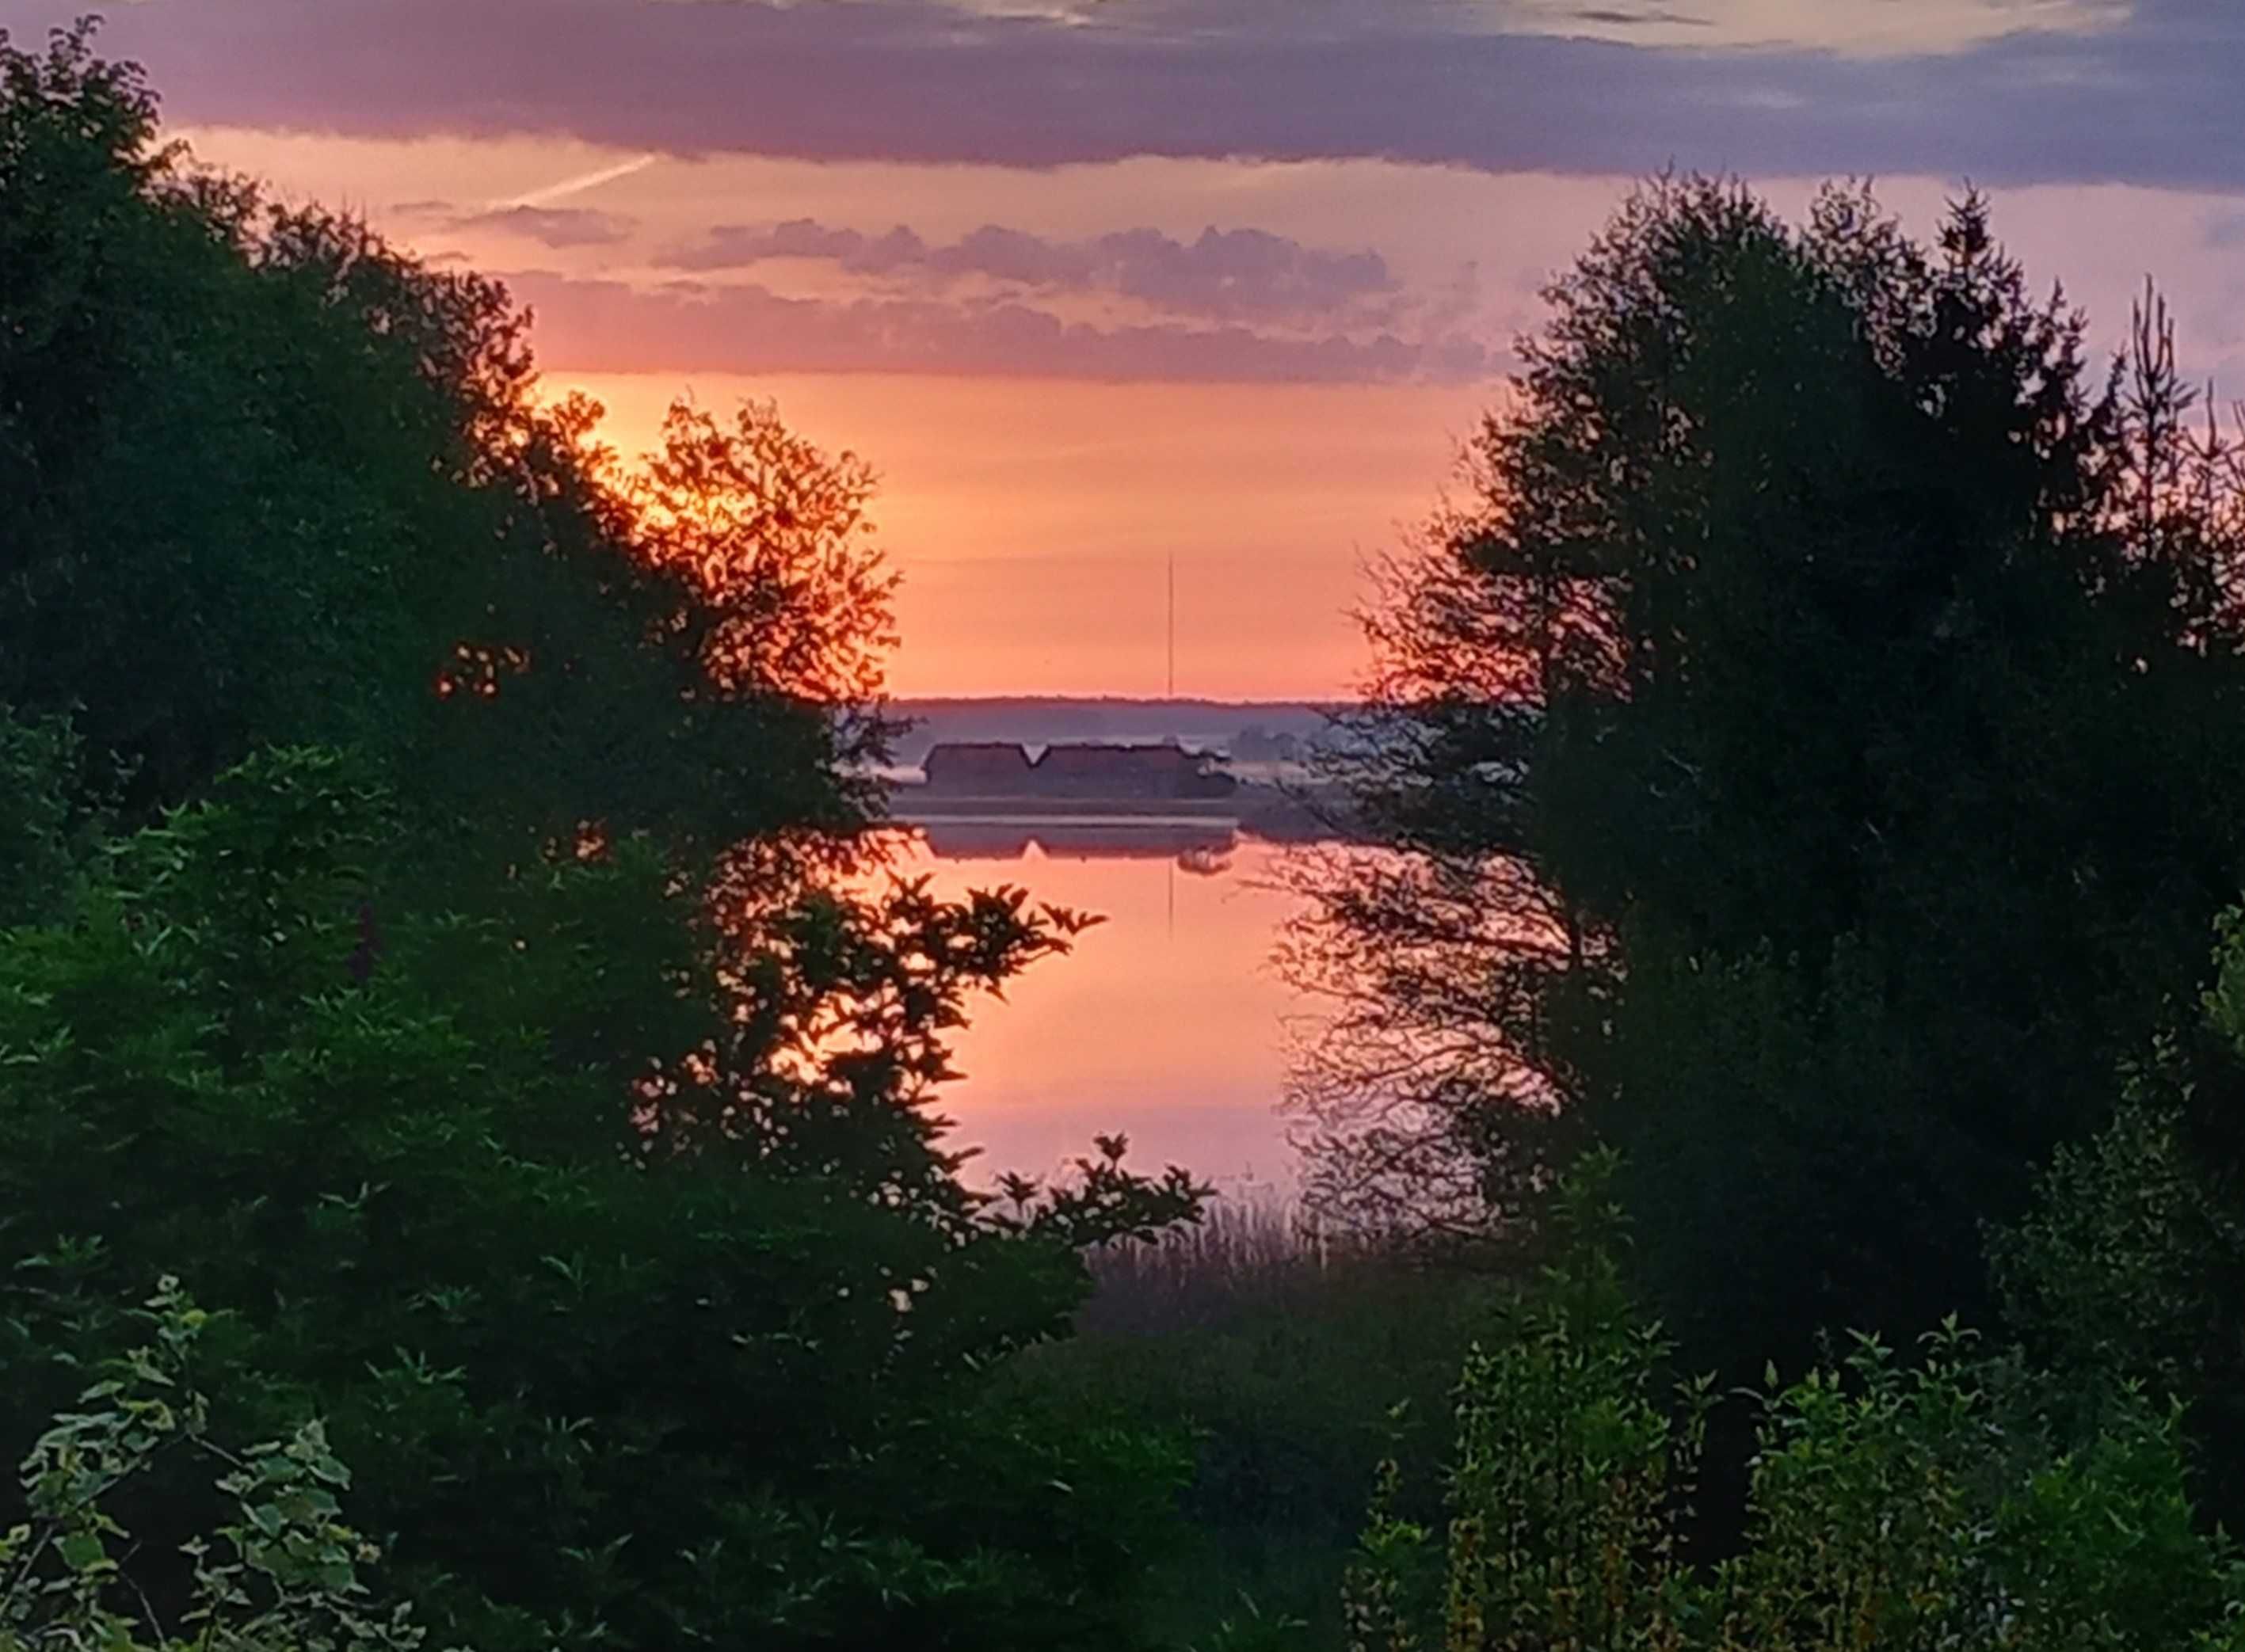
[1009,1191,1513,1649]
[1076,1195,1365,1337]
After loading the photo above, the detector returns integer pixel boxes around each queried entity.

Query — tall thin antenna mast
[1166,552,1176,698]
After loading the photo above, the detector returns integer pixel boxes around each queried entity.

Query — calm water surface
[882,826,1329,1192]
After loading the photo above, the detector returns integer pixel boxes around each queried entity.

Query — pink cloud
[504,269,1492,384]
[662,219,1400,325]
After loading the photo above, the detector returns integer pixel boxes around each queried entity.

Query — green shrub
[1346,1157,2245,1651]
[1,1279,437,1652]
[0,25,1211,1652]
[1990,907,2245,1521]
[0,705,93,928]
[0,750,1203,1651]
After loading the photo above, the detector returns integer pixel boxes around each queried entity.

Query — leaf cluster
[1347,1161,2245,1652]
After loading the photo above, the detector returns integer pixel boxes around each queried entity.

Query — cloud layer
[501,270,1492,384]
[13,0,2245,188]
[381,200,1475,381]
[662,220,1401,325]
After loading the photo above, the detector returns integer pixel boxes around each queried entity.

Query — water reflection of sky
[886,833,1317,1195]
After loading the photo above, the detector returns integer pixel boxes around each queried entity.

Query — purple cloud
[664,219,1399,324]
[7,0,2245,188]
[501,269,1492,384]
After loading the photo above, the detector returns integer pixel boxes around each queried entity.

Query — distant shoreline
[880,786,1350,843]
[878,698,1345,768]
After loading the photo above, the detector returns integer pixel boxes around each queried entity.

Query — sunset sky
[16,0,2245,696]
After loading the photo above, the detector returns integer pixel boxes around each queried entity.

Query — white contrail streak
[498,154,659,211]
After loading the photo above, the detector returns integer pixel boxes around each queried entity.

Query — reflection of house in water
[916,820,1241,862]
[920,740,1237,800]
[1176,843,1235,877]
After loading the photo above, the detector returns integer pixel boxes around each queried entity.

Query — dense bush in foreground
[0,25,1206,1650]
[1344,1166,2245,1652]
[1,1281,436,1652]
[0,747,1203,1650]
[1989,906,2245,1524]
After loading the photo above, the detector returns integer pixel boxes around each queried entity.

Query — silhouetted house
[918,740,1237,800]
[921,741,1036,792]
[1037,741,1235,799]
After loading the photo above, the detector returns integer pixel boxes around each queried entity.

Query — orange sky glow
[555,372,1482,698]
[151,47,2245,701]
[169,124,1538,698]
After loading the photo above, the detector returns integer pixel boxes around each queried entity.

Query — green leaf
[56,1529,109,1572]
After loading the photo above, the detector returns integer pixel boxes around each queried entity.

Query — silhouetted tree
[0,748,1205,1652]
[0,21,879,856]
[0,25,1210,1649]
[1290,176,2245,1369]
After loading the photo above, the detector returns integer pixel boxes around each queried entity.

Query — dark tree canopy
[1292,176,2245,1363]
[0,746,1205,1651]
[0,25,1208,1649]
[0,21,881,855]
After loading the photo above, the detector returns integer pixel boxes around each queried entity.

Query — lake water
[880,824,1325,1194]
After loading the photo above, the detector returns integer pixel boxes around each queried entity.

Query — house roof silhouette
[919,740,1233,797]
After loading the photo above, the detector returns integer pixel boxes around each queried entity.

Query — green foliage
[1194,1594,1314,1652]
[1017,1214,1501,1648]
[0,23,1222,1652]
[0,29,1220,1648]
[1991,905,2245,1521]
[2,17,491,809]
[0,751,1202,1650]
[1992,1099,2238,1400]
[1706,1328,2236,1652]
[0,705,92,928]
[1599,927,1966,1362]
[1351,1163,2245,1651]
[1343,1159,1706,1652]
[2,1278,435,1652]
[0,20,874,850]
[1294,173,2245,1370]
